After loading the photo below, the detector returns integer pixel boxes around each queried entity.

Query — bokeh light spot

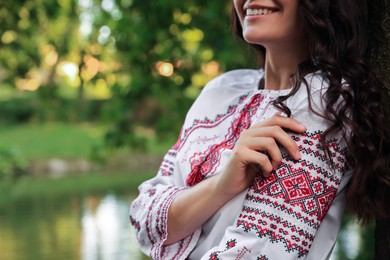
[156,62,174,77]
[1,31,17,44]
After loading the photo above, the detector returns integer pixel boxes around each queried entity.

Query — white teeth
[246,8,274,16]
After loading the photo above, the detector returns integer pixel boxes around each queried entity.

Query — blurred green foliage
[0,0,255,151]
[0,95,109,123]
[0,148,28,181]
[100,0,256,149]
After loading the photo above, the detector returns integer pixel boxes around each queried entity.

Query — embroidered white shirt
[129,69,352,260]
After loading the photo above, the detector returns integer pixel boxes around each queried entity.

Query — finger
[240,149,274,175]
[241,137,282,170]
[252,115,306,133]
[230,149,273,178]
[254,152,274,177]
[245,126,301,160]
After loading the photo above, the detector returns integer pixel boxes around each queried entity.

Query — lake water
[0,191,373,260]
[0,192,149,260]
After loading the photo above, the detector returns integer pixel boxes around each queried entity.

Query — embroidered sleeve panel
[244,132,347,250]
[204,130,350,259]
[130,182,201,259]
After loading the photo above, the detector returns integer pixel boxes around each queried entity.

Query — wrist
[210,174,239,204]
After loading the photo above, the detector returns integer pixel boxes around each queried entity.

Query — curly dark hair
[231,0,390,223]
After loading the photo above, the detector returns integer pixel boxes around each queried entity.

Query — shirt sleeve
[201,130,350,260]
[128,71,251,259]
[129,137,202,259]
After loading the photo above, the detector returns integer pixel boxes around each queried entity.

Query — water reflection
[0,191,373,260]
[0,192,148,260]
[81,194,145,260]
[0,196,81,260]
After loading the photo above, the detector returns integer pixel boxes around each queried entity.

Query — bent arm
[164,174,234,245]
[165,115,306,245]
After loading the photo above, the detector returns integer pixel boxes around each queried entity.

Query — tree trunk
[367,0,390,259]
[368,0,390,94]
[376,219,390,260]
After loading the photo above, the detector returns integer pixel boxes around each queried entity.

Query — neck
[262,41,309,90]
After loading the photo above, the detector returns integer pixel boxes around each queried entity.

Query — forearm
[164,175,234,245]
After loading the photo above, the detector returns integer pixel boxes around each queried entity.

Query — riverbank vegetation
[0,123,104,160]
[0,171,153,206]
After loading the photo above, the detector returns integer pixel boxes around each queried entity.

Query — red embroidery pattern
[186,93,265,186]
[145,187,176,244]
[227,239,237,249]
[209,241,252,260]
[159,158,175,176]
[209,252,218,260]
[236,246,252,260]
[158,94,251,177]
[177,98,247,152]
[208,239,238,260]
[129,215,140,232]
[147,188,156,196]
[236,131,348,257]
[158,150,179,177]
[142,186,185,258]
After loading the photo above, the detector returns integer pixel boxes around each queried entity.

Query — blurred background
[0,0,374,259]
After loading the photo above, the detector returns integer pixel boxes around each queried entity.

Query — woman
[130,0,390,259]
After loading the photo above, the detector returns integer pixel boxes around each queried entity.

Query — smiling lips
[245,5,279,16]
[246,8,276,16]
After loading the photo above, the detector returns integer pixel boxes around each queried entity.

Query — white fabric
[129,69,352,260]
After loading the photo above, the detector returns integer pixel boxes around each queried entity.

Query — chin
[243,34,268,46]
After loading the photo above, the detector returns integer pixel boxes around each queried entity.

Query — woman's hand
[165,114,306,245]
[214,114,306,199]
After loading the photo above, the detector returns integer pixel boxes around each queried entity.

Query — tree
[0,0,79,92]
[368,0,390,259]
[101,0,254,150]
[0,1,118,122]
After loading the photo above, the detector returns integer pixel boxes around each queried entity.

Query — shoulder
[182,69,261,126]
[304,70,329,93]
[287,71,330,128]
[191,68,261,111]
[288,70,329,109]
[288,71,351,137]
[202,69,262,93]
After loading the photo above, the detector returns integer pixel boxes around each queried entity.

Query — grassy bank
[0,123,162,207]
[0,123,105,160]
[0,172,154,206]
